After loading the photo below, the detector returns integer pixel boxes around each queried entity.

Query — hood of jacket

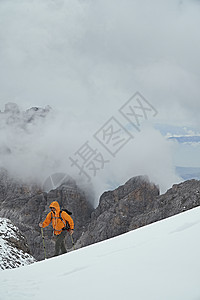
[49,201,60,213]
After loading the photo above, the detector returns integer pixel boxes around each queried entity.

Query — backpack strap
[59,210,65,225]
[50,210,70,230]
[50,211,54,222]
[63,209,72,215]
[59,210,70,230]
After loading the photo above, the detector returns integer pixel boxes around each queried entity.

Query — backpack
[51,209,72,231]
[62,209,72,215]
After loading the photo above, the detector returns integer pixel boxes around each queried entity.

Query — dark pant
[54,231,67,256]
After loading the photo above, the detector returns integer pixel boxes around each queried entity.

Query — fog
[0,0,199,204]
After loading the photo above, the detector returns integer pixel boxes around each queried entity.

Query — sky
[1,206,200,299]
[0,0,199,202]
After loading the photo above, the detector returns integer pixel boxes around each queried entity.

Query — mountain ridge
[0,218,36,270]
[0,169,200,262]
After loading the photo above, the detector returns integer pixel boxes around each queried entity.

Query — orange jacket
[42,201,74,235]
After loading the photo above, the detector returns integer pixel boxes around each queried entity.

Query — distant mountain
[169,136,200,143]
[0,102,52,159]
[176,166,200,181]
[154,123,200,137]
[155,123,200,142]
[0,102,52,123]
[155,123,200,180]
[0,102,52,134]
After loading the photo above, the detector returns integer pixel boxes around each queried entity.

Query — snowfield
[1,207,200,300]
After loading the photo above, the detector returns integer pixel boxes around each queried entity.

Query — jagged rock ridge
[0,102,51,127]
[0,218,36,270]
[76,177,200,248]
[0,170,93,260]
[0,168,200,262]
[76,176,159,248]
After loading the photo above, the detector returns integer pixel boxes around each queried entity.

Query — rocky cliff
[0,168,200,262]
[0,169,93,260]
[76,176,159,248]
[0,218,36,270]
[76,177,200,248]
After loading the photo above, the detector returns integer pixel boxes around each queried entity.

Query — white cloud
[0,0,199,120]
[0,0,199,201]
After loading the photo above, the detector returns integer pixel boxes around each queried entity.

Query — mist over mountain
[0,0,200,201]
[0,103,54,183]
[0,102,182,205]
[1,0,200,128]
[0,3,199,298]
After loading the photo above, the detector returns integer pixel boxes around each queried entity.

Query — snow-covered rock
[0,102,52,131]
[0,218,36,270]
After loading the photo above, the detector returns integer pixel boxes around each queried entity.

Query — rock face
[144,179,200,226]
[76,176,160,247]
[39,178,93,259]
[0,102,51,128]
[76,177,200,248]
[0,167,200,262]
[0,170,93,260]
[0,103,52,162]
[0,218,36,270]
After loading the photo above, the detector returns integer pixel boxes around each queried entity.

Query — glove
[69,229,74,235]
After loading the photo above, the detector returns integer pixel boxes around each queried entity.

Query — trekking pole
[41,227,47,259]
[70,234,75,250]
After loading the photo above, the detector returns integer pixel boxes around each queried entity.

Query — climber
[39,201,74,256]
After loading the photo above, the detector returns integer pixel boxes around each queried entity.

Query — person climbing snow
[39,201,74,256]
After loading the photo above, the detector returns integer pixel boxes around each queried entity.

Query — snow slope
[1,207,200,300]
